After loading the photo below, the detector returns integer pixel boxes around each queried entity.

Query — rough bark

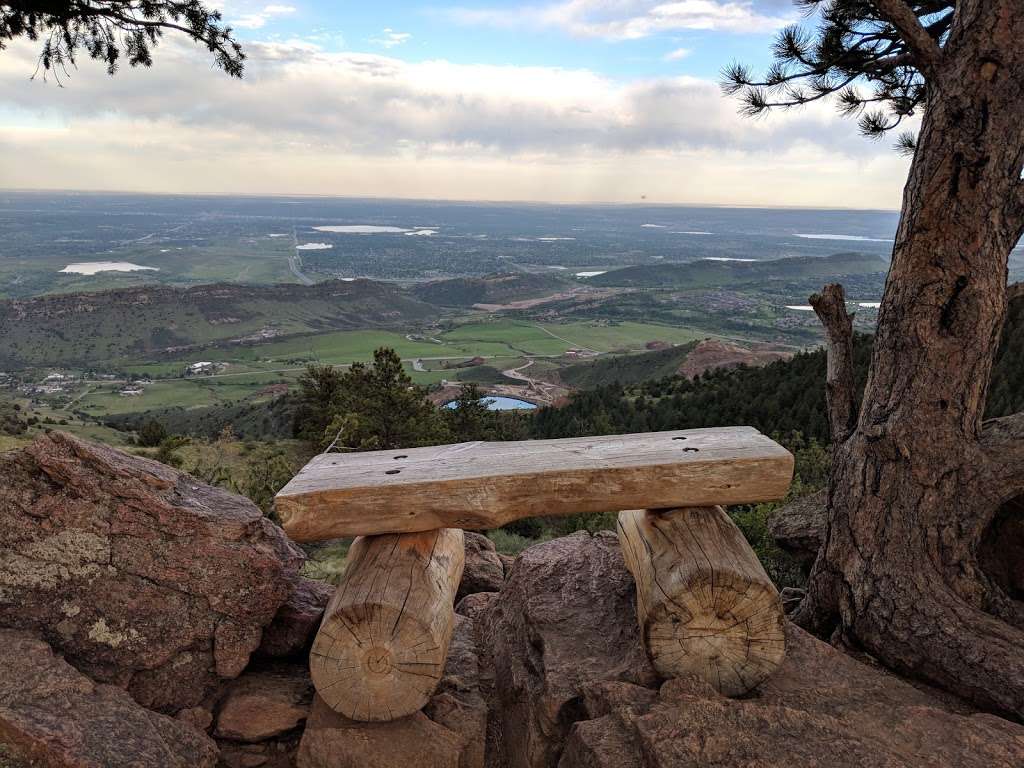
[309,528,464,722]
[795,0,1024,719]
[616,507,785,696]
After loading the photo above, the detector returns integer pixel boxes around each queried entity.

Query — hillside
[589,252,886,289]
[0,279,437,369]
[558,338,793,389]
[412,272,571,308]
[558,342,698,388]
[534,288,1024,443]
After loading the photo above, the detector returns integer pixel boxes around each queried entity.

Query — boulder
[214,663,313,742]
[457,532,506,601]
[297,697,464,768]
[258,578,334,659]
[766,489,826,564]
[0,629,219,768]
[424,616,489,768]
[0,433,304,713]
[558,624,1024,768]
[483,531,658,768]
[456,591,498,620]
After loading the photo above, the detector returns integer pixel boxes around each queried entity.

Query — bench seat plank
[276,427,793,541]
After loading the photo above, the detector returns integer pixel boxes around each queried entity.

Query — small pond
[444,396,538,411]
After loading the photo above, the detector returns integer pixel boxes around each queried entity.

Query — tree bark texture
[796,0,1024,718]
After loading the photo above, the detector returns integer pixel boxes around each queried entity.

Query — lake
[445,396,538,411]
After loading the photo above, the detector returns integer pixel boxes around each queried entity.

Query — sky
[0,0,912,207]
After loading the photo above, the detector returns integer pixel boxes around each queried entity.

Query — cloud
[230,3,297,29]
[370,28,413,48]
[664,46,691,60]
[446,0,793,39]
[0,38,910,206]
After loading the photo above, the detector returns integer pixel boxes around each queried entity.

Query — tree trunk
[795,0,1024,718]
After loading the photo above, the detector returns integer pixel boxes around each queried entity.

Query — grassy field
[535,321,703,352]
[17,318,719,428]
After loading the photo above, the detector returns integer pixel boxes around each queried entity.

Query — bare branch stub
[810,283,857,448]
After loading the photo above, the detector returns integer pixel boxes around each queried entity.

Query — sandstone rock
[484,532,657,768]
[218,740,300,768]
[176,706,214,732]
[258,578,334,659]
[766,488,826,564]
[0,432,304,713]
[456,591,498,620]
[0,629,219,768]
[497,553,515,574]
[424,616,489,768]
[214,663,313,742]
[457,532,506,601]
[297,696,464,768]
[559,624,1024,768]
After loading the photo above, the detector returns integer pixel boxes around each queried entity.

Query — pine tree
[725,0,1024,716]
[2,0,244,80]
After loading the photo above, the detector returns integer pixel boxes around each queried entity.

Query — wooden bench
[275,427,793,721]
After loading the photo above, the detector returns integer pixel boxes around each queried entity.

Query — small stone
[214,664,313,742]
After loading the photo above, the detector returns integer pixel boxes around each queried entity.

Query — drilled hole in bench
[682,447,699,452]
[393,455,408,459]
[385,469,401,475]
[672,436,687,441]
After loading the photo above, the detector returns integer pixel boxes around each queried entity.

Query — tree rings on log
[309,528,465,721]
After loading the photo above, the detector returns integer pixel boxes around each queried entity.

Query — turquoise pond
[444,396,538,411]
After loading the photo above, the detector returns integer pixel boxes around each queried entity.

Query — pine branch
[870,0,943,74]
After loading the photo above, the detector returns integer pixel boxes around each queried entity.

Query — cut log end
[618,507,786,697]
[309,528,464,722]
[645,577,785,696]
[310,603,447,722]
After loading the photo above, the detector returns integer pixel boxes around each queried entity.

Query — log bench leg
[309,527,465,722]
[617,507,786,696]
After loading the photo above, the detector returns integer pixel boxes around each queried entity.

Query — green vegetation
[413,272,570,307]
[0,280,436,369]
[292,351,532,451]
[590,252,886,289]
[559,342,698,389]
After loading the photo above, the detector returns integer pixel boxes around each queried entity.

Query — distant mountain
[588,252,887,289]
[412,273,571,308]
[0,280,436,369]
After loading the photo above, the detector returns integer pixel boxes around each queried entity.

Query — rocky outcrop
[258,578,333,659]
[0,433,304,713]
[483,532,658,768]
[457,532,506,601]
[767,488,827,564]
[678,338,792,379]
[0,629,219,768]
[481,530,1024,768]
[5,436,1024,768]
[559,625,1024,767]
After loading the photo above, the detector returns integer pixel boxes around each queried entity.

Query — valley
[3,192,1021,450]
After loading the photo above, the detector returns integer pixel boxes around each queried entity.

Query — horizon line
[0,187,903,215]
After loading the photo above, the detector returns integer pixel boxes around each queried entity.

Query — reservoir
[445,396,538,411]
